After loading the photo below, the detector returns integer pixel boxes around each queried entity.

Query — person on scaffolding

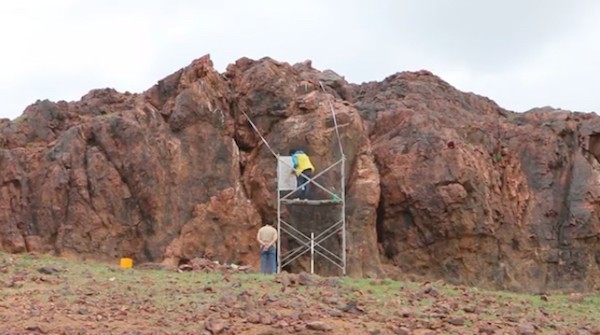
[289,149,315,200]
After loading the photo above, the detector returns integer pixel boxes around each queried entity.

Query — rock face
[353,72,600,292]
[1,55,600,292]
[0,56,246,265]
[226,58,382,277]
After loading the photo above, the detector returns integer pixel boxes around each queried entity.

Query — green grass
[2,251,600,334]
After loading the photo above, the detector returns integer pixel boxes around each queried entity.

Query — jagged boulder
[354,71,600,291]
[0,56,242,264]
[163,187,261,268]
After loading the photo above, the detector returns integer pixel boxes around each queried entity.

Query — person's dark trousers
[260,246,277,274]
[296,169,312,199]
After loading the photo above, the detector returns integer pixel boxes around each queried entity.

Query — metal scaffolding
[276,154,346,275]
[242,81,346,275]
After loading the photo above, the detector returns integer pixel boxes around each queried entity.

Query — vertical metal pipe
[311,232,315,274]
[277,154,281,274]
[342,155,346,275]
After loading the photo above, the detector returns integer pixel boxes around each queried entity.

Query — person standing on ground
[256,222,278,274]
[289,149,315,200]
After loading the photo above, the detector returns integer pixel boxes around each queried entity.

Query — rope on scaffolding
[319,81,345,157]
[241,111,278,158]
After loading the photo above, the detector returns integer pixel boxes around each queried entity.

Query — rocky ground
[1,252,600,335]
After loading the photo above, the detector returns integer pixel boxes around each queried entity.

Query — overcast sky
[1,0,599,120]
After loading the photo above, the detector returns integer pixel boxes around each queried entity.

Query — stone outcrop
[353,72,600,292]
[0,56,244,265]
[1,55,600,292]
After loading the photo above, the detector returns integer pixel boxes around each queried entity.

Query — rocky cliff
[1,55,600,292]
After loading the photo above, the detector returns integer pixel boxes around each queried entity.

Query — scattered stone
[506,315,520,323]
[463,306,477,313]
[293,324,306,332]
[205,319,229,334]
[478,323,495,335]
[25,325,47,334]
[517,322,536,335]
[339,300,365,314]
[190,258,219,272]
[276,320,290,329]
[327,309,343,318]
[219,293,236,307]
[306,321,332,331]
[428,287,440,297]
[393,326,411,335]
[588,325,600,334]
[265,294,278,303]
[421,283,440,297]
[246,311,261,324]
[173,257,254,274]
[396,308,414,318]
[322,296,339,305]
[321,277,343,287]
[259,313,274,325]
[277,273,292,289]
[446,316,465,326]
[298,312,313,321]
[237,265,252,272]
[298,272,318,286]
[6,280,23,288]
[37,266,60,275]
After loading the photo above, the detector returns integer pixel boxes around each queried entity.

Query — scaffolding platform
[277,155,346,275]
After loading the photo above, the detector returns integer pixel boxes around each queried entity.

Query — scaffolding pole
[341,155,346,275]
[277,154,282,274]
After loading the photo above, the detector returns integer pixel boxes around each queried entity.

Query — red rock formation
[2,55,600,292]
[226,57,382,277]
[353,72,600,292]
[0,56,246,265]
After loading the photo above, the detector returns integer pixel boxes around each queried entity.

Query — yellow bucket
[119,258,133,269]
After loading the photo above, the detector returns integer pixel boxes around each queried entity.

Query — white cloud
[0,0,599,120]
[438,2,600,112]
